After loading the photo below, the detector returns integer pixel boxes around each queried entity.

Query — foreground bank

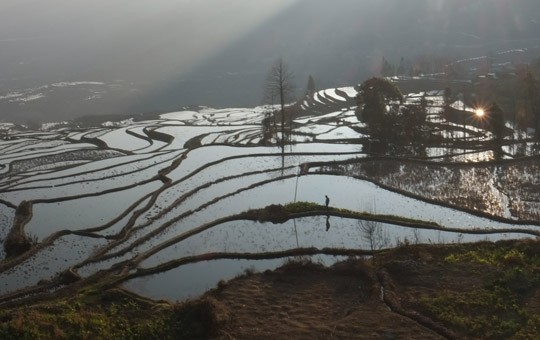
[1,239,538,339]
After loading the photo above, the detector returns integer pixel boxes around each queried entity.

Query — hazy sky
[0,0,300,83]
[0,0,539,120]
[1,0,539,84]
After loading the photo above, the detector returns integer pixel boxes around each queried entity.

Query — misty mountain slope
[132,0,540,114]
[1,0,540,123]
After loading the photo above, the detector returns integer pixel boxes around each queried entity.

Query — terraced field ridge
[0,85,539,306]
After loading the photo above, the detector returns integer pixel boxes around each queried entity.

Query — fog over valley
[1,0,540,123]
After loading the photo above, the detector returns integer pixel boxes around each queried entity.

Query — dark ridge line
[0,263,90,308]
[424,138,537,157]
[74,153,276,260]
[306,152,540,169]
[0,228,74,273]
[183,132,215,149]
[151,149,363,207]
[418,148,500,162]
[0,141,71,159]
[288,211,540,237]
[323,89,347,103]
[122,208,540,276]
[304,171,540,227]
[1,201,36,268]
[0,250,364,307]
[1,149,182,192]
[71,191,158,236]
[0,178,166,269]
[72,154,209,262]
[0,278,61,308]
[0,147,100,179]
[80,136,134,156]
[82,167,297,266]
[183,127,261,149]
[125,127,154,150]
[144,127,174,148]
[128,214,244,267]
[0,140,71,156]
[24,177,160,205]
[0,198,17,209]
[74,182,174,268]
[101,166,296,262]
[117,248,375,284]
[28,175,158,239]
[334,88,356,101]
[0,142,32,154]
[102,190,166,240]
[317,92,339,106]
[0,148,126,189]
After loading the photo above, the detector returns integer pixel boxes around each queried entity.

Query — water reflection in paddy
[124,215,535,301]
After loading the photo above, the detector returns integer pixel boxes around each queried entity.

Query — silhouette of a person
[325,195,330,208]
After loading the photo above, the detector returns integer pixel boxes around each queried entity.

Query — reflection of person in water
[326,215,330,232]
[325,195,330,208]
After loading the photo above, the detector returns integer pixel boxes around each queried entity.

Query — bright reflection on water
[124,259,284,301]
[124,255,346,302]
[125,214,536,301]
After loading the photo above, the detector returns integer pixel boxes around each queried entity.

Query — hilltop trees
[380,57,395,77]
[356,77,403,141]
[356,77,430,155]
[305,75,316,97]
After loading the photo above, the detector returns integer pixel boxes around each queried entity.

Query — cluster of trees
[355,77,428,154]
[380,55,457,78]
[353,76,526,157]
[261,57,540,157]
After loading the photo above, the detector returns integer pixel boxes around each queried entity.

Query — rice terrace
[1,75,540,338]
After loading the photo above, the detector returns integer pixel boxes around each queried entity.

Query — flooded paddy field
[0,88,539,304]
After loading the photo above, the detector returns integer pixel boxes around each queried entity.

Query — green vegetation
[283,201,439,227]
[283,201,324,213]
[418,243,540,339]
[445,246,540,268]
[0,240,538,338]
[420,288,525,338]
[0,289,226,339]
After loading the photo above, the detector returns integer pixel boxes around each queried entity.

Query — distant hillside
[1,0,539,123]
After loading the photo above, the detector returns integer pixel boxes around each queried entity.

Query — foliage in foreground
[0,289,227,340]
[0,241,538,339]
[419,242,540,339]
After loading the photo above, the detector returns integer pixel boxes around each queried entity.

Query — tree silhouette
[488,102,506,142]
[306,75,316,97]
[522,70,540,139]
[396,57,406,76]
[356,77,403,141]
[380,57,395,77]
[265,58,295,149]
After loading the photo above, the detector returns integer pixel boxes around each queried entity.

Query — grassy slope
[0,239,538,339]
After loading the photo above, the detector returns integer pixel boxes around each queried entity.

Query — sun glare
[475,108,485,118]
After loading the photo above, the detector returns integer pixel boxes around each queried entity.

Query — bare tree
[359,218,390,262]
[265,58,295,150]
